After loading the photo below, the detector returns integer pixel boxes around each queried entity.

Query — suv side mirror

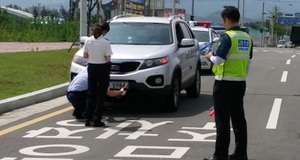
[212,37,220,43]
[180,38,195,48]
[80,36,89,45]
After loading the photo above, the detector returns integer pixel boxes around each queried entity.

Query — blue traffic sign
[278,17,300,25]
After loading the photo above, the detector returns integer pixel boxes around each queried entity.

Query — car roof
[110,16,175,24]
[190,26,210,31]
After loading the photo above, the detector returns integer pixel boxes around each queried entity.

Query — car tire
[186,65,201,98]
[163,73,180,112]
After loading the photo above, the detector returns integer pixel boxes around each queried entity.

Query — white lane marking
[286,59,291,65]
[115,146,189,159]
[266,98,282,129]
[280,71,288,82]
[291,55,296,58]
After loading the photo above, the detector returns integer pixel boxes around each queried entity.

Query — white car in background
[190,26,219,72]
[277,40,287,48]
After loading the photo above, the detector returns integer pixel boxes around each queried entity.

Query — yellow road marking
[0,106,73,136]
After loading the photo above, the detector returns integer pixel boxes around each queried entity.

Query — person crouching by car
[67,67,127,120]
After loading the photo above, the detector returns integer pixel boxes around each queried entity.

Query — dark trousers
[66,91,87,117]
[213,80,247,158]
[85,63,110,121]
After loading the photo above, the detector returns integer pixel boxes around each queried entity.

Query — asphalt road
[0,47,299,160]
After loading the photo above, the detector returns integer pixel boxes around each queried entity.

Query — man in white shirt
[67,67,127,120]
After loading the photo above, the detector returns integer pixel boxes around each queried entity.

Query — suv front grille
[110,62,140,74]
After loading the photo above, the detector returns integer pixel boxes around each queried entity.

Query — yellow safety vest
[213,30,252,81]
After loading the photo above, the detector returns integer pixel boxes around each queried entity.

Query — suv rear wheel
[186,65,201,98]
[163,74,180,112]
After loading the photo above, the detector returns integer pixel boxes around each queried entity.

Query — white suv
[70,15,201,112]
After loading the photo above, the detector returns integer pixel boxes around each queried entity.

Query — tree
[32,5,39,21]
[87,0,99,35]
[60,5,68,20]
[268,5,287,40]
[49,9,59,20]
[40,6,48,19]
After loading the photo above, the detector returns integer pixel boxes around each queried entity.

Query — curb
[0,82,69,114]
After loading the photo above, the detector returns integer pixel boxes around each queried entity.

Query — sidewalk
[0,42,74,54]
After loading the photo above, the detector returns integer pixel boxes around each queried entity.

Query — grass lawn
[0,49,77,100]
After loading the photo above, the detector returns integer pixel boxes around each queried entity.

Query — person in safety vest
[203,6,253,160]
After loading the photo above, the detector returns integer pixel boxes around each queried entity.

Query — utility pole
[241,0,245,26]
[191,0,194,20]
[123,0,126,15]
[152,0,155,16]
[147,0,151,16]
[260,2,265,47]
[237,0,240,10]
[80,0,88,37]
[172,0,176,15]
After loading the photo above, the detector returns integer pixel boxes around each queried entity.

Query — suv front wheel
[163,73,180,112]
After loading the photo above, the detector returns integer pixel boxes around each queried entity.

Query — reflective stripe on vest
[213,30,251,81]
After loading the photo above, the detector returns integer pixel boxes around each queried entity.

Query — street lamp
[191,0,195,21]
[261,2,265,47]
[241,0,245,26]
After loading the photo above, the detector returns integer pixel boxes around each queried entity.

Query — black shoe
[228,154,248,160]
[74,114,85,120]
[85,120,92,126]
[92,121,105,127]
[204,156,228,160]
[73,112,85,120]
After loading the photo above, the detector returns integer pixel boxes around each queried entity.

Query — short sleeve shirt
[83,35,113,64]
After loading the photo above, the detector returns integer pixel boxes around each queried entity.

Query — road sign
[278,17,300,25]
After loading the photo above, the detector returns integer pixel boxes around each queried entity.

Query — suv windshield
[106,22,172,45]
[193,30,209,42]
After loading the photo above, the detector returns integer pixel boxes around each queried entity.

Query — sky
[0,0,300,20]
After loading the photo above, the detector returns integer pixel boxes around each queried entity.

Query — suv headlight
[72,55,88,66]
[139,56,169,70]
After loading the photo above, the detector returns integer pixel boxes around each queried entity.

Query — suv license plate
[109,81,128,90]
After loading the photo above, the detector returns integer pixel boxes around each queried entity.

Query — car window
[106,22,173,45]
[193,30,210,42]
[175,23,184,43]
[179,23,192,39]
[212,31,219,39]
